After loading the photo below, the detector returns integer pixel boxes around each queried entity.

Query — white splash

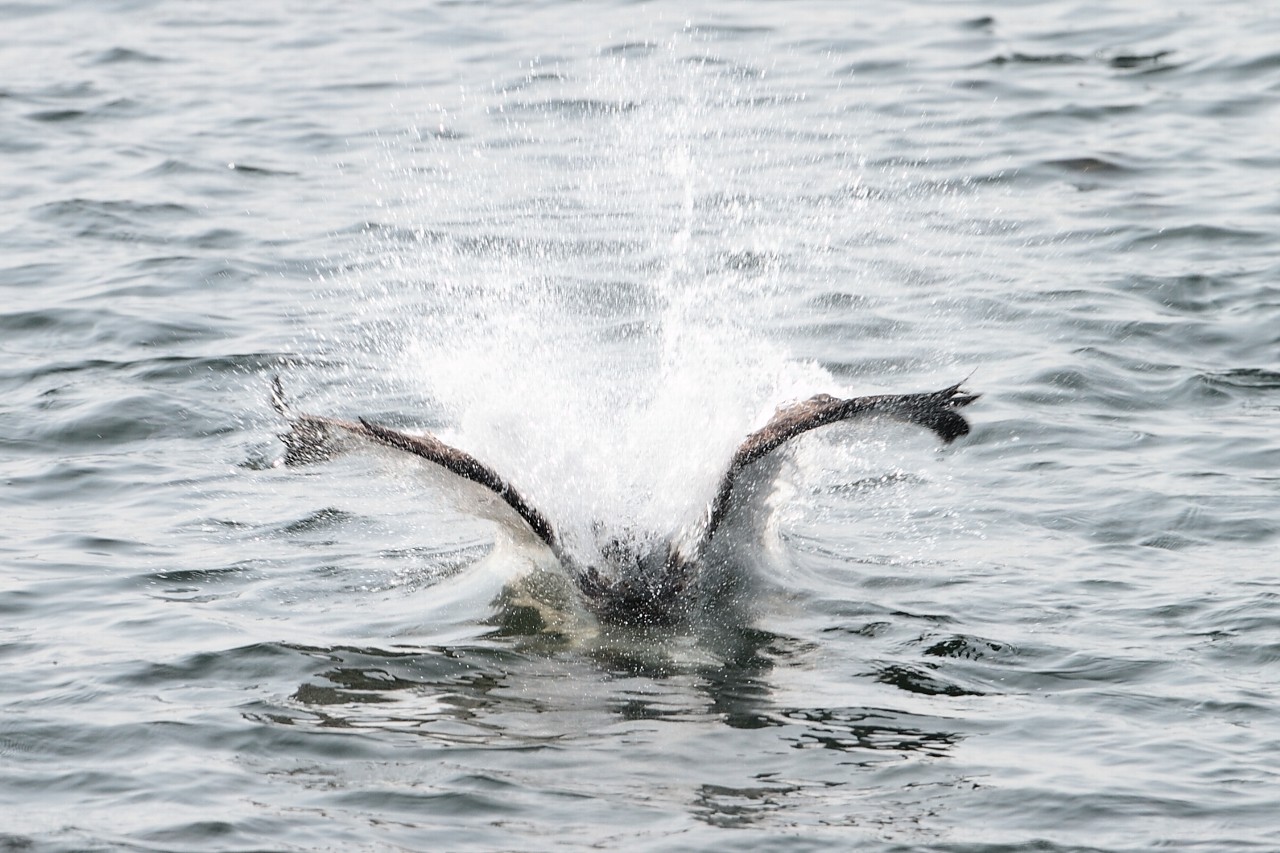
[316,34,897,566]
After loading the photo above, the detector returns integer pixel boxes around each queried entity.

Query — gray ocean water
[3,1,1278,850]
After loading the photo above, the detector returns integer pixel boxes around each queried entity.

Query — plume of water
[311,33,933,566]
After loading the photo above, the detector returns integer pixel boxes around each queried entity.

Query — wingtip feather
[269,374,290,418]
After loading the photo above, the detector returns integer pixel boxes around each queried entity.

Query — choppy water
[3,1,1278,850]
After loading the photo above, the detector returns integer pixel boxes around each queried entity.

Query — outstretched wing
[698,382,979,547]
[355,417,559,550]
[270,376,559,551]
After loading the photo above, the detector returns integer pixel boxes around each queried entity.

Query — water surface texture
[3,1,1278,850]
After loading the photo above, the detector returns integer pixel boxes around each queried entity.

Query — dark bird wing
[270,376,560,551]
[697,382,979,549]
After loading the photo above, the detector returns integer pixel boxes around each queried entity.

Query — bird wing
[696,382,979,549]
[271,376,560,552]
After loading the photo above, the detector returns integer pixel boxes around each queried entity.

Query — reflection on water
[778,706,960,759]
[253,616,971,838]
[272,613,966,760]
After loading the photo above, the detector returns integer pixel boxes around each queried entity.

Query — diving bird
[270,376,978,626]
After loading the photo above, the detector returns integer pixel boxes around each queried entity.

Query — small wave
[867,662,988,696]
[600,41,658,58]
[278,507,359,534]
[686,23,776,39]
[26,108,88,123]
[982,49,1176,73]
[1107,50,1174,69]
[1123,224,1271,252]
[985,52,1086,67]
[32,197,198,244]
[918,633,1015,661]
[85,46,167,65]
[504,97,641,118]
[1042,156,1134,175]
[1197,368,1280,392]
[776,706,962,755]
[224,162,298,177]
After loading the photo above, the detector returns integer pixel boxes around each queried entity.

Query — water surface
[2,1,1278,850]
